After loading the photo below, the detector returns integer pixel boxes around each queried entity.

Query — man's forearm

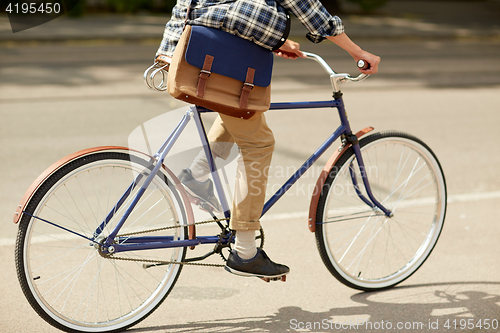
[326,33,363,58]
[327,33,381,74]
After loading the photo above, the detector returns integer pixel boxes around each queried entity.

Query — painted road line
[2,190,500,246]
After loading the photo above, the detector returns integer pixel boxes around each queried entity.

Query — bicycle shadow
[130,281,500,332]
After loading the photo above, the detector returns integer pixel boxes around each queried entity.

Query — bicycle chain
[116,217,229,237]
[107,254,226,267]
[107,217,230,267]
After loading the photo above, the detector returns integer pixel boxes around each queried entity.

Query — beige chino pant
[207,113,275,231]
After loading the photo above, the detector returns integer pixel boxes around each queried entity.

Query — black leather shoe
[178,169,222,213]
[225,248,290,278]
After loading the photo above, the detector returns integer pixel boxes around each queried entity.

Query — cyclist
[155,0,380,281]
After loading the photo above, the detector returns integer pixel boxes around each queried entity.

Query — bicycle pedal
[259,275,286,283]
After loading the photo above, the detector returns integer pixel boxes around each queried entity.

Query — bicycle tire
[15,151,188,333]
[315,131,447,291]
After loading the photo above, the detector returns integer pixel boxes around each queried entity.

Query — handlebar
[143,52,368,93]
[302,52,369,93]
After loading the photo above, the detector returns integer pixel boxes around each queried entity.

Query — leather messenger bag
[167,25,274,119]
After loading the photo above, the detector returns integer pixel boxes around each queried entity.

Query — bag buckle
[200,69,211,77]
[244,82,254,90]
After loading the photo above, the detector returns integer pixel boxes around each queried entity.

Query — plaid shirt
[156,0,344,57]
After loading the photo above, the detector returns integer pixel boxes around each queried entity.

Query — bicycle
[14,52,447,333]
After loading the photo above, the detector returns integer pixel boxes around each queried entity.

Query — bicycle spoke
[31,243,90,275]
[346,217,389,269]
[63,182,94,233]
[349,216,378,274]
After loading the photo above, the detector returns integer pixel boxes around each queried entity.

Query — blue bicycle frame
[92,94,392,255]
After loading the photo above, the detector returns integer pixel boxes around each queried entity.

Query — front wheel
[315,132,447,291]
[15,151,188,332]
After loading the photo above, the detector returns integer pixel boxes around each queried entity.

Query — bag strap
[188,1,214,98]
[185,0,192,24]
[180,0,192,32]
[239,68,255,109]
[196,54,214,98]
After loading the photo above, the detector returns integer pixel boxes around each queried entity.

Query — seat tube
[191,106,231,217]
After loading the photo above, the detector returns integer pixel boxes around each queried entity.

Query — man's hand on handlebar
[274,39,307,60]
[352,50,380,75]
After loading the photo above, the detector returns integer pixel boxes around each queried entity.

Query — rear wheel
[16,151,188,332]
[315,132,447,291]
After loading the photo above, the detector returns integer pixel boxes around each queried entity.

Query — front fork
[342,132,393,217]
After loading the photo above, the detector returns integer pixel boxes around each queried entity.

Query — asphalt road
[1,39,500,332]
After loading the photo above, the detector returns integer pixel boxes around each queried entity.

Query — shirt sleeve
[156,3,188,57]
[276,0,344,43]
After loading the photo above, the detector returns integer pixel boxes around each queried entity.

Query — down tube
[261,124,347,216]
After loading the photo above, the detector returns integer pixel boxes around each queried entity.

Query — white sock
[189,150,210,182]
[234,230,257,259]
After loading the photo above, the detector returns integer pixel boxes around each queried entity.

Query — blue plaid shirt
[157,0,344,57]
